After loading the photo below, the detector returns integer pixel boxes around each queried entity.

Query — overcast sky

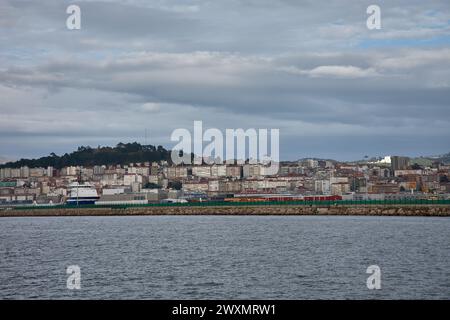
[1,0,449,161]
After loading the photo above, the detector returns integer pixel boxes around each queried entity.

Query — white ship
[66,182,100,205]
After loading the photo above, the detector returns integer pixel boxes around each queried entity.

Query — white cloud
[280,65,379,78]
[308,65,378,78]
[141,102,161,112]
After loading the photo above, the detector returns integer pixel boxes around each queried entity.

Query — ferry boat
[66,182,100,205]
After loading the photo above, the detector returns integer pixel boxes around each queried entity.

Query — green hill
[0,142,172,169]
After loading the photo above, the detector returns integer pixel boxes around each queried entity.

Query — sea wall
[1,205,450,217]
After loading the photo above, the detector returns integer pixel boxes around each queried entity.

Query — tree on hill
[0,142,173,169]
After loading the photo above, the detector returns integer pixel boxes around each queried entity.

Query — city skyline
[2,1,450,305]
[1,140,449,166]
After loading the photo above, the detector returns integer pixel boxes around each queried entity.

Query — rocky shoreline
[1,204,450,217]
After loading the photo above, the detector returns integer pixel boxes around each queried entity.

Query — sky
[0,0,449,162]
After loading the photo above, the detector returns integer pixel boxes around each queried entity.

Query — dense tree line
[0,142,172,169]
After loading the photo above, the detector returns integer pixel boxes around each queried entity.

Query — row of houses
[1,158,450,204]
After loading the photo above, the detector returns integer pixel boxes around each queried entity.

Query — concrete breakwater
[1,205,450,217]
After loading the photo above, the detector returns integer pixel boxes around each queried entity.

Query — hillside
[0,143,172,169]
[411,152,450,166]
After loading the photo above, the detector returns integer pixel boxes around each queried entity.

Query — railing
[8,198,450,210]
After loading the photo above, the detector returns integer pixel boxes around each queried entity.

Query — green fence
[9,198,450,211]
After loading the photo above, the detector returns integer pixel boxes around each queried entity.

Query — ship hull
[66,198,99,205]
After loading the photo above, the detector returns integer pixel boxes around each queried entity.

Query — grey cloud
[0,0,449,160]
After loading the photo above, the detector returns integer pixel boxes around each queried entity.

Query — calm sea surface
[0,215,448,299]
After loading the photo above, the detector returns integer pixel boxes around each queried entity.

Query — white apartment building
[192,166,211,178]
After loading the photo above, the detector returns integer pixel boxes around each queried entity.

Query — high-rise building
[46,166,54,177]
[20,166,30,178]
[391,156,410,171]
